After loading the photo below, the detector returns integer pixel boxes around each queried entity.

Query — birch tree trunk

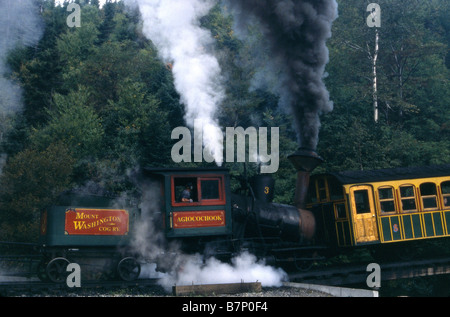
[373,29,379,123]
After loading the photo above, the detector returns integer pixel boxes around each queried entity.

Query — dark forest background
[0,0,449,244]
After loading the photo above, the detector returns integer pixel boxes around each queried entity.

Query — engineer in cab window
[179,183,194,203]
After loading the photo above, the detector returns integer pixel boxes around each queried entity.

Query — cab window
[174,177,198,203]
[200,178,220,200]
[378,186,396,213]
[400,185,417,212]
[172,176,225,205]
[441,181,450,209]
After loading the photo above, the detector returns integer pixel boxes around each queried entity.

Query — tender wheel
[46,257,70,283]
[117,257,141,281]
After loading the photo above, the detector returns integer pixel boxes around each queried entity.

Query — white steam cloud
[129,181,175,264]
[158,252,287,291]
[128,0,225,163]
[0,0,44,173]
[0,0,44,114]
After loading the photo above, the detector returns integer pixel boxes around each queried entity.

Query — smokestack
[288,148,323,209]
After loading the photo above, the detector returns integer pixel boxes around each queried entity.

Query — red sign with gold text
[173,210,225,229]
[65,209,129,236]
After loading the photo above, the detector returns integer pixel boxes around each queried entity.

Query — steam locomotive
[38,149,450,282]
[38,149,323,282]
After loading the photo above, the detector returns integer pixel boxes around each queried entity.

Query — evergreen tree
[0,0,448,242]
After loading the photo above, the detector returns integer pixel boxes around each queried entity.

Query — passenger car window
[334,203,347,219]
[329,178,344,201]
[420,182,438,210]
[400,185,417,212]
[306,182,317,204]
[317,178,328,201]
[378,187,396,213]
[354,190,371,214]
[442,181,450,209]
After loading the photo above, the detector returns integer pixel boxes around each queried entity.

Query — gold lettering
[73,221,86,230]
[176,214,223,223]
[75,213,100,220]
[72,216,123,230]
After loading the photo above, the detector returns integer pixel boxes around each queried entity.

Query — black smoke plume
[226,0,338,150]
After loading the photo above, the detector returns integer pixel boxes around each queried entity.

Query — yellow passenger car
[307,165,450,248]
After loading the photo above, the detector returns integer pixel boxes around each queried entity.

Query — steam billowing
[158,252,287,290]
[129,0,337,153]
[226,0,338,149]
[0,0,44,114]
[0,0,44,173]
[127,0,225,163]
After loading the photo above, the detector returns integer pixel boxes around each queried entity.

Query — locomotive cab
[143,167,233,251]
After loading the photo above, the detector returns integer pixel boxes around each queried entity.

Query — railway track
[1,256,449,296]
[288,256,450,286]
[0,278,162,296]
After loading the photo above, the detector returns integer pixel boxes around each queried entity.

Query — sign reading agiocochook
[173,210,225,229]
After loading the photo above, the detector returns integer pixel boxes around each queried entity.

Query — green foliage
[0,0,449,242]
[0,143,75,241]
[319,0,450,172]
[102,79,172,167]
[56,15,100,67]
[30,86,104,160]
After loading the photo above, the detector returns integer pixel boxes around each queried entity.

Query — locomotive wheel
[117,257,141,281]
[294,251,319,272]
[46,257,70,283]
